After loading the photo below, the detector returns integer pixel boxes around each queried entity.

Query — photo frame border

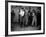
[5,1,45,36]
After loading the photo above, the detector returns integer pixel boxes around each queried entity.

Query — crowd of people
[11,7,41,28]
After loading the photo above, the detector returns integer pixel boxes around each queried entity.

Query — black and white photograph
[11,6,41,31]
[7,1,45,35]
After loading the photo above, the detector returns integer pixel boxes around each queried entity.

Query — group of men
[19,8,37,27]
[11,7,37,27]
